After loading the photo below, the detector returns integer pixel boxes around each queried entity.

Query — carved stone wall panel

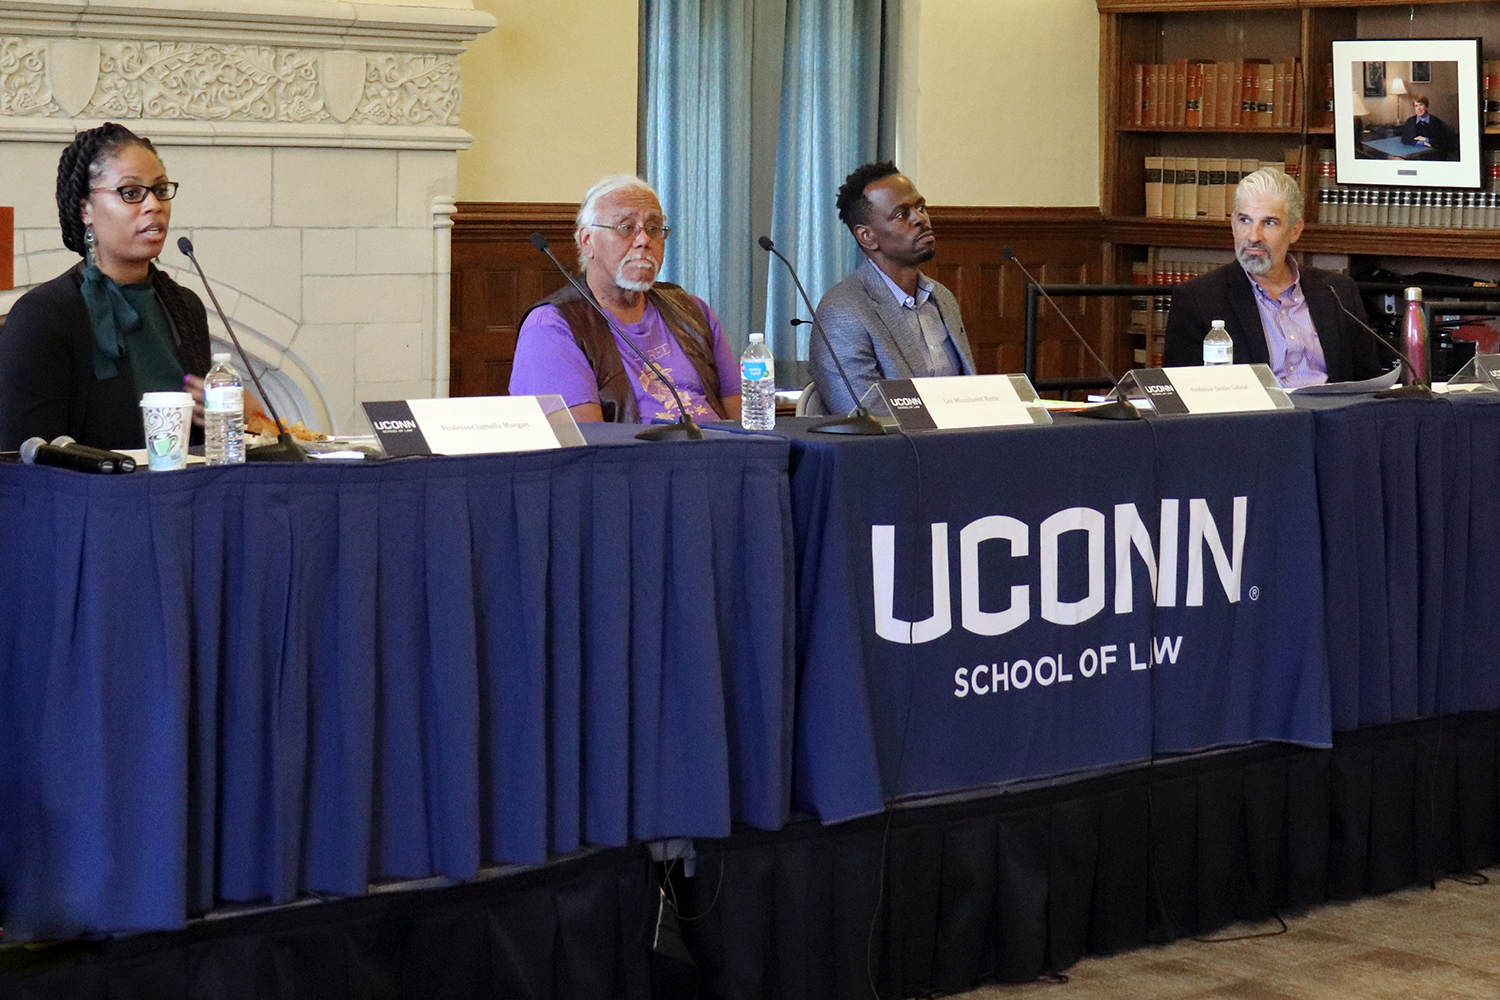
[0,38,48,116]
[0,37,459,126]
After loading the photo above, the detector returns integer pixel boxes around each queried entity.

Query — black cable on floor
[1191,911,1289,943]
[1447,871,1490,887]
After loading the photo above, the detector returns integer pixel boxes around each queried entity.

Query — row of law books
[1317,187,1500,229]
[1129,58,1302,129]
[1144,154,1298,220]
[1486,62,1500,126]
[1127,257,1215,367]
[1313,149,1500,195]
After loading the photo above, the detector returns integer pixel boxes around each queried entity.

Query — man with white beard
[509,174,742,423]
[1162,166,1383,385]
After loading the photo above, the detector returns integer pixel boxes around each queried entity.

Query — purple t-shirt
[509,294,741,423]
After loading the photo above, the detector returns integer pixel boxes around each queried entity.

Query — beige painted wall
[908,0,1101,207]
[458,0,638,202]
[456,0,1102,208]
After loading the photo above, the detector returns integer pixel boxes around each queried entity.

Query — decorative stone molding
[0,0,491,147]
[0,0,494,56]
[2,38,460,127]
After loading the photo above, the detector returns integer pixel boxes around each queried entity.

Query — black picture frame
[1334,38,1482,189]
[1412,61,1432,84]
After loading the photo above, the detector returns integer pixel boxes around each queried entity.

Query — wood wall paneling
[448,203,1115,398]
[927,207,1116,382]
[450,202,576,398]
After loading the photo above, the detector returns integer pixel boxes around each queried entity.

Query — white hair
[1234,166,1304,226]
[574,174,661,272]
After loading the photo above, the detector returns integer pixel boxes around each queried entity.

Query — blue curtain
[641,0,893,381]
[641,0,755,355]
[764,0,886,367]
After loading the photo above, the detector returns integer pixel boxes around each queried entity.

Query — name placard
[874,375,1052,431]
[1477,354,1500,385]
[364,396,565,457]
[1446,352,1500,392]
[1120,365,1291,415]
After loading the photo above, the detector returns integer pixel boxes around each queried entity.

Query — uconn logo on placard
[871,497,1247,643]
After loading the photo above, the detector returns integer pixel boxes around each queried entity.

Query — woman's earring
[84,224,97,267]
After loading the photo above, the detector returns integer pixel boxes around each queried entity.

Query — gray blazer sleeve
[811,279,886,416]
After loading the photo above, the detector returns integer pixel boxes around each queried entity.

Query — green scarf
[79,261,146,381]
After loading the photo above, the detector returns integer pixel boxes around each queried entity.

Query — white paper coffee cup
[139,391,194,471]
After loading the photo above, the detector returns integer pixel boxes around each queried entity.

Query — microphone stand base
[636,419,705,441]
[809,413,887,435]
[247,432,311,462]
[1374,384,1438,400]
[1076,399,1143,421]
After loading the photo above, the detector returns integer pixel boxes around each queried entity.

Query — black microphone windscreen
[529,232,549,252]
[177,236,194,256]
[1001,245,1016,260]
[758,236,775,252]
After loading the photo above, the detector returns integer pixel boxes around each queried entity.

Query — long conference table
[3,392,1500,938]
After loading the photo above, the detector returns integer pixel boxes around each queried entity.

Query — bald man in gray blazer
[811,163,977,415]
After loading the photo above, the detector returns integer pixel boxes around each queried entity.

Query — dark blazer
[811,258,977,416]
[1162,260,1385,383]
[1399,113,1457,158]
[0,263,211,450]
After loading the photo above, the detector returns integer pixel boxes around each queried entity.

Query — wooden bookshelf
[1097,0,1500,368]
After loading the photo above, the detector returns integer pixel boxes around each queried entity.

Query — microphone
[528,232,703,441]
[21,437,135,474]
[177,237,309,461]
[1327,286,1435,399]
[50,436,140,471]
[757,236,883,435]
[1001,246,1140,421]
[789,317,812,327]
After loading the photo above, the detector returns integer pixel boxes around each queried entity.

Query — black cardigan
[0,262,212,451]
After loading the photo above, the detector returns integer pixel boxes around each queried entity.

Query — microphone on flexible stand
[790,317,812,327]
[529,233,704,441]
[178,237,309,461]
[758,236,884,434]
[1327,287,1436,399]
[1001,246,1140,421]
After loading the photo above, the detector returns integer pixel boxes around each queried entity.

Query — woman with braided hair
[0,122,212,450]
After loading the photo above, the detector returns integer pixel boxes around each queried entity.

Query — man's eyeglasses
[91,182,180,204]
[589,221,671,241]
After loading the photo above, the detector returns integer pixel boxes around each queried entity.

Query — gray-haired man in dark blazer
[810,162,977,415]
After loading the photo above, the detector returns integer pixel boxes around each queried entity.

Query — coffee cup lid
[140,391,194,406]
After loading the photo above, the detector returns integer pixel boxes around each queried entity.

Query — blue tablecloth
[785,410,1332,823]
[1304,392,1500,729]
[0,426,794,936]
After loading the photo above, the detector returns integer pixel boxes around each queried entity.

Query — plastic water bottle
[1203,319,1233,366]
[740,332,776,430]
[203,352,245,464]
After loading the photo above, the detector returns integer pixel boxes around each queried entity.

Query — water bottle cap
[1211,319,1226,329]
[749,332,764,343]
[1405,286,1423,302]
[212,352,231,362]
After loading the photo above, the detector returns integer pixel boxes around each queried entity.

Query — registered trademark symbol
[1249,586,1260,600]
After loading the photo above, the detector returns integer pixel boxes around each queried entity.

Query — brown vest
[527,280,727,424]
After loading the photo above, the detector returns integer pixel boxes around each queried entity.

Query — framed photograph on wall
[1333,38,1481,188]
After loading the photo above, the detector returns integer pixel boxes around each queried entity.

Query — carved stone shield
[320,51,366,123]
[47,40,101,117]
